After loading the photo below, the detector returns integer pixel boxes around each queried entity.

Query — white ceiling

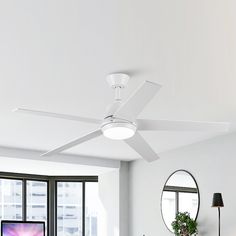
[0,155,115,176]
[0,0,235,161]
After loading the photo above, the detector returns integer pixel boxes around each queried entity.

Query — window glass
[26,180,48,230]
[85,182,99,236]
[0,179,22,220]
[162,191,176,230]
[57,182,82,236]
[179,192,198,218]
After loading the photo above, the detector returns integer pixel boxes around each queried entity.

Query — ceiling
[0,0,235,161]
[0,155,114,176]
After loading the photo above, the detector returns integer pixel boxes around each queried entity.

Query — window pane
[162,191,176,230]
[179,192,198,218]
[0,179,22,220]
[57,182,82,236]
[85,182,98,236]
[26,180,48,230]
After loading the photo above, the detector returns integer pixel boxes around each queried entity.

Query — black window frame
[0,172,98,236]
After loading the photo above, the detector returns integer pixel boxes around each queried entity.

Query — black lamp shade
[212,193,224,207]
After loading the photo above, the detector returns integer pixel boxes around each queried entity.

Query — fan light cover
[102,122,136,140]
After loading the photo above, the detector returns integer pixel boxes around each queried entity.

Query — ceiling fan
[13,73,230,162]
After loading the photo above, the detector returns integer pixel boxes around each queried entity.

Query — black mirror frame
[160,169,200,233]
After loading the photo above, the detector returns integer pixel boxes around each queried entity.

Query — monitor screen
[1,221,45,236]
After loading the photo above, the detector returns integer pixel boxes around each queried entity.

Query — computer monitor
[1,220,45,236]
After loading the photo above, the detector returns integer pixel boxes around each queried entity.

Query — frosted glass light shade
[102,122,136,140]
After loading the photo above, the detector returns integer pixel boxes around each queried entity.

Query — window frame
[163,185,198,215]
[0,172,98,236]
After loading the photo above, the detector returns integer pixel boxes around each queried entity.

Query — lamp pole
[218,207,220,236]
[212,193,224,236]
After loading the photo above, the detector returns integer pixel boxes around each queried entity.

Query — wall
[99,169,120,236]
[98,161,129,236]
[119,162,129,236]
[129,132,236,236]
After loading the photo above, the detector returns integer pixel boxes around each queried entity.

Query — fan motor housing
[106,73,130,88]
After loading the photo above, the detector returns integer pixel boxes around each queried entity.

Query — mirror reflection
[161,170,200,232]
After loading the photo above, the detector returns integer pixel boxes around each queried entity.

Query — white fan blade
[13,108,101,124]
[125,131,159,162]
[114,81,161,121]
[42,129,102,156]
[137,119,230,132]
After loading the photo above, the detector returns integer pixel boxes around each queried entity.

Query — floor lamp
[212,193,224,236]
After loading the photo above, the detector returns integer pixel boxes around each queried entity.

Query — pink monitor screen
[1,221,45,236]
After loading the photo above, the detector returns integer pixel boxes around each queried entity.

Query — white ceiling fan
[13,73,230,162]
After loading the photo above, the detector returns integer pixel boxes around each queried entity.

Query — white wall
[99,169,120,236]
[129,132,236,236]
[98,162,129,236]
[119,162,129,236]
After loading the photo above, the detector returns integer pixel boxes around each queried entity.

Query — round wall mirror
[161,170,200,232]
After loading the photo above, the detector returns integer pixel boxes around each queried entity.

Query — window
[179,192,198,217]
[0,179,22,221]
[0,173,98,236]
[85,182,99,236]
[162,185,198,229]
[161,191,176,229]
[57,182,82,236]
[27,180,48,230]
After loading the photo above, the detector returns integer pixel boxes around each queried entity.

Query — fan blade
[114,81,161,121]
[137,119,230,132]
[13,108,101,124]
[42,129,102,156]
[125,131,159,162]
